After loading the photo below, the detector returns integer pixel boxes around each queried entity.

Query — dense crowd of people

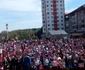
[0,38,85,70]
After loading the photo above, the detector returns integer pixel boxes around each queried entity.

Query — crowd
[0,38,85,70]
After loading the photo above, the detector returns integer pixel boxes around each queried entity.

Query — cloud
[8,20,42,31]
[0,0,85,32]
[0,0,71,12]
[0,0,41,12]
[0,0,77,13]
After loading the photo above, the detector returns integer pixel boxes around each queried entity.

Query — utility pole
[6,23,8,40]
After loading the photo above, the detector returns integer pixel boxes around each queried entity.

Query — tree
[0,28,42,40]
[1,30,7,40]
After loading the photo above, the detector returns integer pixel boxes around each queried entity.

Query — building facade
[65,4,85,34]
[41,0,65,33]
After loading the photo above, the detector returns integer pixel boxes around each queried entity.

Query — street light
[6,23,8,40]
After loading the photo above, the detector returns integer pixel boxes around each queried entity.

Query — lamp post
[6,23,8,40]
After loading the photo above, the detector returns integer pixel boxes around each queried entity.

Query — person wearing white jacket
[35,58,40,70]
[43,58,49,68]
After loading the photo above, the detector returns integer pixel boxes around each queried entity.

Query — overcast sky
[0,0,85,32]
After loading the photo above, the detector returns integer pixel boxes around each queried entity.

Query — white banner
[0,49,2,53]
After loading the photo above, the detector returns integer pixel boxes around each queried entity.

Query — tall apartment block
[41,0,65,33]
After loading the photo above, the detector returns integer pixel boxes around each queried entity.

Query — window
[47,1,49,3]
[61,24,63,26]
[66,27,69,29]
[61,8,63,10]
[52,28,54,30]
[43,21,45,23]
[60,0,62,2]
[42,3,44,5]
[81,24,84,28]
[57,8,59,10]
[47,5,49,7]
[82,19,84,23]
[57,28,59,29]
[51,5,53,7]
[57,16,59,18]
[61,20,63,22]
[51,12,53,15]
[42,14,44,16]
[73,26,75,29]
[44,28,45,31]
[61,12,62,14]
[48,24,50,26]
[51,16,53,18]
[48,17,49,19]
[48,21,49,23]
[48,28,50,30]
[43,25,45,26]
[47,12,49,14]
[52,24,54,26]
[43,17,44,20]
[47,8,49,11]
[60,4,62,6]
[61,16,63,18]
[43,6,44,8]
[52,20,54,22]
[61,27,64,30]
[57,20,59,22]
[58,24,59,26]
[56,1,58,2]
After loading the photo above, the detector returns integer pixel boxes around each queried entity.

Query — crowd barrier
[41,68,85,70]
[1,68,85,70]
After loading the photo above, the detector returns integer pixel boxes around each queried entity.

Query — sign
[0,49,2,53]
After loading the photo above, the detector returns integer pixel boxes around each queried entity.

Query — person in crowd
[0,38,85,70]
[23,53,31,70]
[34,58,40,70]
[43,55,49,68]
[3,57,8,70]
